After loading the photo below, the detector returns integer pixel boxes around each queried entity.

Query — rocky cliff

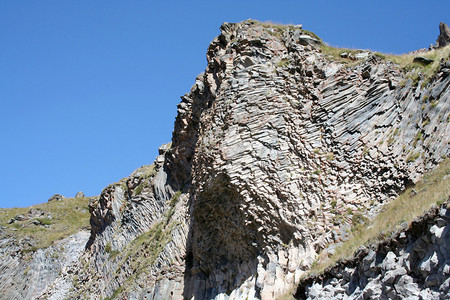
[0,20,449,299]
[295,202,450,299]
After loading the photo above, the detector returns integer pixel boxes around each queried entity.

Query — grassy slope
[321,43,450,84]
[312,159,449,274]
[0,196,91,250]
[278,159,449,299]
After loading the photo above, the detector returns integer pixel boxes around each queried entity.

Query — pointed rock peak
[436,22,450,48]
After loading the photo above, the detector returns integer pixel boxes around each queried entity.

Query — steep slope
[295,202,450,299]
[0,20,449,300]
[169,21,449,299]
[79,20,449,299]
[0,196,91,299]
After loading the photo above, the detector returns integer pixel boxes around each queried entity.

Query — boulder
[75,191,85,198]
[413,56,434,65]
[297,35,321,48]
[48,194,64,202]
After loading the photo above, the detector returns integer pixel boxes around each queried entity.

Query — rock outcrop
[294,203,450,299]
[436,22,450,49]
[0,231,89,300]
[0,20,449,299]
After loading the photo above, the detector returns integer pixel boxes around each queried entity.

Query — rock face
[75,191,85,198]
[165,20,449,299]
[294,204,450,299]
[47,194,64,202]
[436,22,450,48]
[0,20,449,299]
[0,231,89,300]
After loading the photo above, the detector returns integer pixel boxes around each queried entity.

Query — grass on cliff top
[247,19,449,83]
[384,45,450,71]
[321,43,450,84]
[247,19,322,42]
[320,45,376,66]
[0,197,91,251]
[310,158,450,275]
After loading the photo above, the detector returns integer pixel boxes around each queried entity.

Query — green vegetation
[319,41,449,84]
[330,200,337,209]
[384,45,450,85]
[110,220,179,291]
[105,241,112,253]
[35,217,52,225]
[0,197,91,251]
[413,131,424,147]
[164,190,182,224]
[249,19,321,44]
[326,153,335,161]
[169,190,182,207]
[103,286,124,300]
[308,158,450,276]
[407,152,421,163]
[104,192,183,298]
[320,45,369,66]
[131,164,156,196]
[277,59,290,68]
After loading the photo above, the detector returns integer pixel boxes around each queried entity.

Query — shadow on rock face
[183,173,263,299]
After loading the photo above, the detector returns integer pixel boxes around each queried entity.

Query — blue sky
[0,1,448,208]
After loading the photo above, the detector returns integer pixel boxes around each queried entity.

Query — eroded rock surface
[167,20,449,299]
[295,204,450,299]
[0,20,449,300]
[0,231,89,300]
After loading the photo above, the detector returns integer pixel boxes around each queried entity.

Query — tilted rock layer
[0,20,449,299]
[295,204,450,299]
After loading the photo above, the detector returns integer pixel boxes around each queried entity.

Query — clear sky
[0,1,448,208]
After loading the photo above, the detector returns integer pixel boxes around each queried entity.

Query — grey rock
[297,34,321,48]
[436,22,450,48]
[413,56,434,65]
[382,267,407,284]
[425,273,439,287]
[395,275,420,298]
[48,194,63,202]
[382,251,398,271]
[298,205,450,299]
[14,214,26,221]
[75,191,84,198]
[355,52,370,60]
[2,20,450,300]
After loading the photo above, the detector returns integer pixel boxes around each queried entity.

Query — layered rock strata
[0,20,449,300]
[294,203,450,299]
[0,231,89,300]
[163,21,449,299]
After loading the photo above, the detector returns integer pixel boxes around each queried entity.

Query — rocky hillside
[0,20,449,299]
[295,202,450,299]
